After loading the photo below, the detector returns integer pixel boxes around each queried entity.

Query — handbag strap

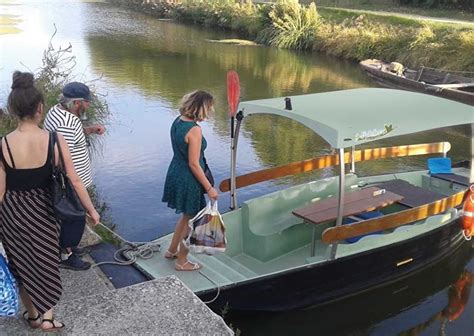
[49,132,66,170]
[3,136,16,169]
[49,131,55,169]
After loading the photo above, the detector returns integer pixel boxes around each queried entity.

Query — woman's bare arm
[186,126,218,199]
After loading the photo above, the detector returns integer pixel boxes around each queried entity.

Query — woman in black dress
[0,72,100,331]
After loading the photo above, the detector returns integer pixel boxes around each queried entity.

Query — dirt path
[319,6,474,26]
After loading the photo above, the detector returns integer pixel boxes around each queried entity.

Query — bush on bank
[110,0,474,71]
[1,33,109,138]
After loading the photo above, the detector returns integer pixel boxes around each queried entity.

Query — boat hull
[360,61,474,106]
[198,217,467,312]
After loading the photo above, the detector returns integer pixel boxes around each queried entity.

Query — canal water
[1,1,472,335]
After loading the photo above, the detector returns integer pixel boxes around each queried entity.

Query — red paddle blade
[227,70,240,117]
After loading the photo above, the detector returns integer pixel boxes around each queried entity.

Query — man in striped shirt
[44,82,105,270]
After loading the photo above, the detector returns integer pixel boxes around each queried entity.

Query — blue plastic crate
[343,211,384,243]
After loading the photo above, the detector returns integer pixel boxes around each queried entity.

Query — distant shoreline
[108,1,473,72]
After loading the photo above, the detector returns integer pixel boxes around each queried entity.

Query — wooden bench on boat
[293,187,404,256]
[321,181,467,245]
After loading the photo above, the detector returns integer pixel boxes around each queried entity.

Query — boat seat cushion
[427,157,451,174]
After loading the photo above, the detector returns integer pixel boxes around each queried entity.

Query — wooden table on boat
[292,187,404,257]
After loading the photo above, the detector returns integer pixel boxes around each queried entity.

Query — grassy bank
[109,0,474,72]
[0,30,109,140]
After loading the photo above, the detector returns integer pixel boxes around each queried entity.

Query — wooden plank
[293,188,403,225]
[321,190,466,244]
[219,142,451,192]
[219,153,340,192]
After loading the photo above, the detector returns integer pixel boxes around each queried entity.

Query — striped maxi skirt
[0,188,62,314]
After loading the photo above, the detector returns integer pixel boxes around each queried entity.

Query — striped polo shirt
[43,104,93,188]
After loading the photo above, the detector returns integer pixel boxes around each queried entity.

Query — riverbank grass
[109,0,474,72]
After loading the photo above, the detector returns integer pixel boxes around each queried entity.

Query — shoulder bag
[203,156,214,189]
[49,132,86,248]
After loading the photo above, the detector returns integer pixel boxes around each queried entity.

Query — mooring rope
[198,271,222,304]
[89,222,222,304]
[90,222,161,267]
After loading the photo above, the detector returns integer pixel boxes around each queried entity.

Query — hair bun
[11,71,34,90]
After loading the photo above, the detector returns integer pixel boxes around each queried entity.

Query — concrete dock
[0,249,233,335]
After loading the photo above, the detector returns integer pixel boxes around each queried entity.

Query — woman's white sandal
[164,250,179,259]
[175,261,201,271]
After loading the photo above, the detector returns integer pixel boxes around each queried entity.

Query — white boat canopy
[238,88,474,148]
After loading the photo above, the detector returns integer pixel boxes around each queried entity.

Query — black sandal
[41,318,65,332]
[22,311,41,329]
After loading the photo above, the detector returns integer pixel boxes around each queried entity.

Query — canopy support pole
[350,146,355,173]
[471,124,474,184]
[330,148,345,260]
[230,111,243,210]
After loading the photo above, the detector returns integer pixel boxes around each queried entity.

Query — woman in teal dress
[162,90,218,271]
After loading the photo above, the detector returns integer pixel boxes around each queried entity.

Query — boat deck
[126,234,328,293]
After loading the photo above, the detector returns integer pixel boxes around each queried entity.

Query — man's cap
[62,82,92,101]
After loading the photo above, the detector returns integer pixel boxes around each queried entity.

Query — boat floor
[126,235,328,293]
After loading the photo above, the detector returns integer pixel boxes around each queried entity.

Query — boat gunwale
[196,215,464,297]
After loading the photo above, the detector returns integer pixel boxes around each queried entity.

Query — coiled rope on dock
[89,222,223,304]
[90,221,162,267]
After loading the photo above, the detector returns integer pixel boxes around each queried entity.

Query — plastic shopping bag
[0,254,19,317]
[186,201,226,254]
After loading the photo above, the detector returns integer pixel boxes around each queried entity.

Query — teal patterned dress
[162,117,207,216]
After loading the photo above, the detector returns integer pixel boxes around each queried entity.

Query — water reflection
[63,2,472,240]
[82,7,379,235]
[400,270,472,336]
[0,3,22,35]
[228,242,473,336]
[85,14,470,187]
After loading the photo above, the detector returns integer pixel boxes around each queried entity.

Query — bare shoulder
[188,124,202,136]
